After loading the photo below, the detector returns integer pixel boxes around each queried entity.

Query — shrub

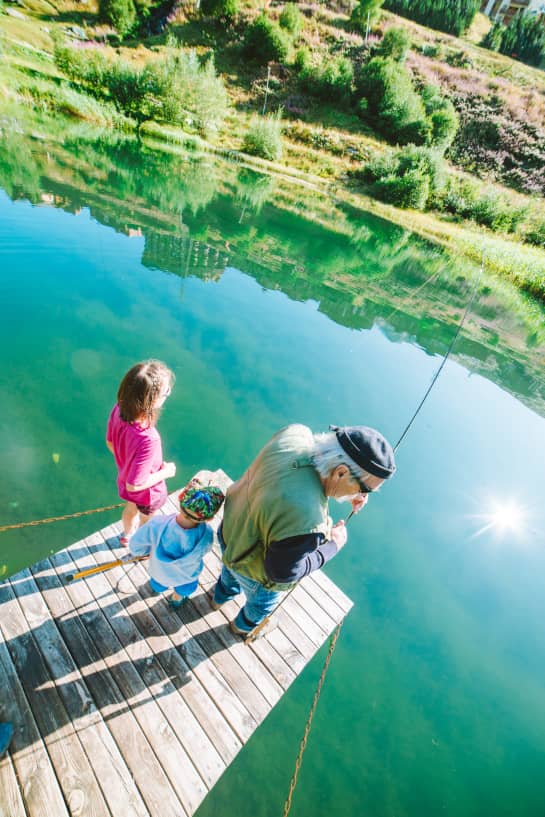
[99,0,137,36]
[383,0,480,37]
[279,3,303,37]
[200,0,239,19]
[499,11,545,66]
[243,15,290,64]
[300,56,354,104]
[481,20,504,51]
[364,144,445,209]
[357,56,428,144]
[242,110,283,160]
[421,85,459,150]
[525,220,545,248]
[294,46,311,72]
[350,0,385,32]
[377,26,411,61]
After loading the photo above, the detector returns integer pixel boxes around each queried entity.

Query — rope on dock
[282,620,343,817]
[0,502,124,532]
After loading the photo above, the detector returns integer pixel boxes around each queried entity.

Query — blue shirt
[129,514,213,589]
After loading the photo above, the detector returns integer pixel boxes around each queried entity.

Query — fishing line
[393,260,484,453]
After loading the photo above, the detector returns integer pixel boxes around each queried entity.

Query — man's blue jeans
[213,562,284,633]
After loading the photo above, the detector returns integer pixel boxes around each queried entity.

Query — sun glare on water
[470,500,527,539]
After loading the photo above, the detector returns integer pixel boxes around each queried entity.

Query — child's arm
[128,523,155,557]
[126,461,176,493]
[106,438,114,455]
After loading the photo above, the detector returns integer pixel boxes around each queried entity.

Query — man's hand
[351,493,369,514]
[330,520,348,551]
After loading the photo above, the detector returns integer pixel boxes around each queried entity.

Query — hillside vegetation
[1,0,545,300]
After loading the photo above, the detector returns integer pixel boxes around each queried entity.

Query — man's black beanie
[331,425,396,479]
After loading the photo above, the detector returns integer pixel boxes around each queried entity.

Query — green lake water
[1,110,545,817]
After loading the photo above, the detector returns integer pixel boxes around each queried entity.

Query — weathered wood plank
[0,751,27,817]
[32,554,159,817]
[0,623,70,817]
[0,575,111,817]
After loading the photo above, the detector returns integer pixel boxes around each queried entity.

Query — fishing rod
[65,554,148,583]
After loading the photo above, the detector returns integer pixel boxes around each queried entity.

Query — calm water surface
[1,112,545,817]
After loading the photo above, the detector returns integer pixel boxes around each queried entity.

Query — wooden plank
[0,609,71,817]
[31,554,160,817]
[51,542,201,817]
[60,534,231,792]
[300,574,348,622]
[0,751,27,817]
[0,575,111,817]
[82,525,247,762]
[87,528,261,744]
[308,568,353,614]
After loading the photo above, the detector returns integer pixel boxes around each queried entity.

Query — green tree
[383,0,479,37]
[243,15,290,64]
[99,0,137,36]
[200,0,239,21]
[481,19,504,51]
[279,3,303,37]
[498,11,545,66]
[364,144,445,209]
[242,110,283,160]
[350,0,385,32]
[377,26,411,61]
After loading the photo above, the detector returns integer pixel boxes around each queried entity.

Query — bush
[243,15,290,64]
[497,10,545,67]
[377,26,411,61]
[279,3,303,37]
[525,220,545,248]
[300,56,354,104]
[242,110,283,160]
[350,0,384,32]
[200,0,239,19]
[364,144,445,209]
[99,0,137,36]
[481,20,504,51]
[357,56,428,144]
[383,0,480,37]
[438,177,525,233]
[421,85,459,150]
[294,46,311,72]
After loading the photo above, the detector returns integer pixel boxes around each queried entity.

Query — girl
[106,360,176,547]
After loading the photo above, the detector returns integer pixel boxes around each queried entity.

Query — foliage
[243,15,290,64]
[525,219,545,248]
[99,0,137,37]
[242,109,283,160]
[436,176,526,233]
[350,0,385,32]
[53,40,228,136]
[377,26,411,61]
[357,57,429,145]
[200,0,239,21]
[279,3,303,37]
[363,144,445,209]
[495,11,545,67]
[383,0,480,36]
[421,85,459,149]
[449,92,545,195]
[481,20,503,51]
[300,56,354,104]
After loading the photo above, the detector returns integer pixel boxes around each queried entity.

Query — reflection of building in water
[142,230,228,281]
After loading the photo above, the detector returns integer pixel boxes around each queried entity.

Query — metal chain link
[283,621,343,817]
[0,502,124,533]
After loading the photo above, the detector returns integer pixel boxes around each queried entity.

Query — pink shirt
[107,404,166,509]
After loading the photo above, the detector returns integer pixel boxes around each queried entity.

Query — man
[211,423,396,638]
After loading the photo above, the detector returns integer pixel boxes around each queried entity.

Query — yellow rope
[282,620,343,817]
[0,502,124,532]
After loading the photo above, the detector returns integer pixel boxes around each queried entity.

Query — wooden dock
[0,471,353,817]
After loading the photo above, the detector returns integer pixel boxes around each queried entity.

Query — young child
[106,359,176,547]
[128,484,225,608]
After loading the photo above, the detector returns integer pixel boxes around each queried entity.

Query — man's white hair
[311,431,365,479]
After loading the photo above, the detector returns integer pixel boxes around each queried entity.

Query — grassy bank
[1,0,544,302]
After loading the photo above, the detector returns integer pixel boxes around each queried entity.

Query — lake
[1,108,545,817]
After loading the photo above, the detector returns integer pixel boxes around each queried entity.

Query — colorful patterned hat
[178,484,225,520]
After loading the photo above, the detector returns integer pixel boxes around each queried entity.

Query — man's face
[333,465,385,502]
